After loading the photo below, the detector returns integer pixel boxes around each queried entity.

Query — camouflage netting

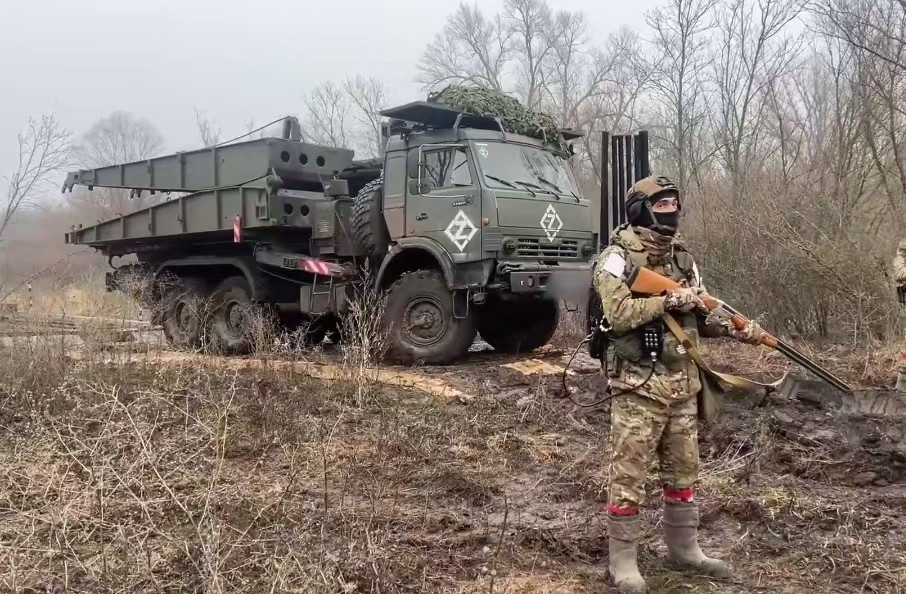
[427,85,564,146]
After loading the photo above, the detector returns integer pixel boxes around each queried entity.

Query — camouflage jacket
[894,239,906,286]
[593,225,729,405]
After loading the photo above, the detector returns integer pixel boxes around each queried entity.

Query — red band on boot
[663,486,695,502]
[607,503,639,516]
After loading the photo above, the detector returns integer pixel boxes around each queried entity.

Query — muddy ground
[1,313,905,593]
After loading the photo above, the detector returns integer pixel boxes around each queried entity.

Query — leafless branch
[1,114,71,243]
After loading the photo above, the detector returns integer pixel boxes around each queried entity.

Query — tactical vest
[609,226,701,369]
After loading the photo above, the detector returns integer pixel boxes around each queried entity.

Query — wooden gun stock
[624,263,851,393]
[626,265,777,348]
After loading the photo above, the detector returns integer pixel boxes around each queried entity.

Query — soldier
[593,175,764,593]
[893,239,906,391]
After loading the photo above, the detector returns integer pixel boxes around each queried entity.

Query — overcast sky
[1,0,659,186]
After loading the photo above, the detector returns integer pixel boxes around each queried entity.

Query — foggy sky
[1,0,658,191]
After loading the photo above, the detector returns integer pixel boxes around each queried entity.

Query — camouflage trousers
[607,391,699,511]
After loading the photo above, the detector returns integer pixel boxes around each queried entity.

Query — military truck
[62,90,597,364]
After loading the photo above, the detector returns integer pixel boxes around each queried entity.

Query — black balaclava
[627,190,680,236]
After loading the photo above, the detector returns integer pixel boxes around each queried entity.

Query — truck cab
[357,101,596,362]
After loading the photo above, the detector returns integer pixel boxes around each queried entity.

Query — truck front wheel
[384,270,476,365]
[478,296,559,353]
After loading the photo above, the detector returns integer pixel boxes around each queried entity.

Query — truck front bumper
[496,260,593,300]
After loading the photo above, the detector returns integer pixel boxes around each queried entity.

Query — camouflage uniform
[894,240,906,285]
[595,176,744,593]
[894,240,906,389]
[594,224,730,511]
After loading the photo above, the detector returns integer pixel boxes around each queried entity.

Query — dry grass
[2,271,142,320]
[1,279,905,593]
[0,331,606,593]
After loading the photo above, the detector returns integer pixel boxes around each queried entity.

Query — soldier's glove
[728,319,763,345]
[664,287,708,315]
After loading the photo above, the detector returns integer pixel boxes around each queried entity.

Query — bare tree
[1,115,71,243]
[344,76,388,158]
[540,10,588,127]
[195,109,222,146]
[856,45,906,223]
[504,0,557,109]
[711,0,804,186]
[301,78,390,158]
[418,3,510,93]
[74,111,164,168]
[572,29,651,183]
[302,81,352,149]
[645,0,718,191]
[814,0,906,74]
[68,112,166,220]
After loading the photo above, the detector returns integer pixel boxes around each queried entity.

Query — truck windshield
[473,141,581,198]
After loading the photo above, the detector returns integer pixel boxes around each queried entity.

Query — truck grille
[516,237,579,258]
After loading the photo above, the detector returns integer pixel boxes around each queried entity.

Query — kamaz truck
[62,93,597,364]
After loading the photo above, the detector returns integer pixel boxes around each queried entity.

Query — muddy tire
[351,177,389,257]
[208,275,262,355]
[160,276,211,350]
[384,270,476,365]
[478,296,559,353]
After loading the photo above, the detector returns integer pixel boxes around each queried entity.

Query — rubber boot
[662,502,731,578]
[896,370,906,392]
[607,514,647,594]
[896,354,906,392]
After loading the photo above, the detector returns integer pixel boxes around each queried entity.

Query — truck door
[406,144,482,263]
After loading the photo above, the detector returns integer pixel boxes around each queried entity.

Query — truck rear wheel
[160,276,210,349]
[351,177,389,258]
[478,296,559,353]
[208,275,261,355]
[384,270,476,365]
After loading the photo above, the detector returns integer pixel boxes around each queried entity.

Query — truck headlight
[581,242,595,257]
[502,237,517,254]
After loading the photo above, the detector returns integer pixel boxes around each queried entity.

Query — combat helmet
[625,175,681,236]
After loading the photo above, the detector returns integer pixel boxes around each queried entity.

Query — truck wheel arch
[376,239,457,291]
[153,257,269,301]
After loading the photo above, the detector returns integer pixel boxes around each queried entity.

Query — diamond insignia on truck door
[540,205,563,241]
[444,210,478,252]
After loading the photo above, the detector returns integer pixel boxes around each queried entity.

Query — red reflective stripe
[300,259,336,275]
[663,486,695,502]
[233,216,242,243]
[607,504,639,516]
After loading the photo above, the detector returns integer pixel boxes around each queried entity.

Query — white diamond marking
[540,205,563,241]
[444,210,478,252]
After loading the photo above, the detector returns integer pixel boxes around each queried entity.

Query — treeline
[3,0,904,343]
[336,0,906,343]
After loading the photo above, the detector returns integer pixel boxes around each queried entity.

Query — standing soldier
[893,239,906,391]
[593,175,764,593]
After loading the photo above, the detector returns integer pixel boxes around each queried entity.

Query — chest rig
[610,226,701,368]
